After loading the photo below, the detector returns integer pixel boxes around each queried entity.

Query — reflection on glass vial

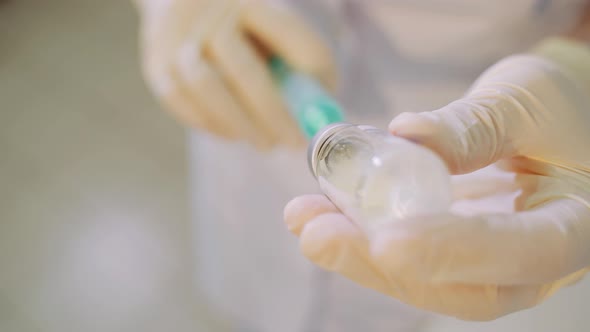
[308,123,452,234]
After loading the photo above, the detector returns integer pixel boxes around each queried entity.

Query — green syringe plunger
[269,57,344,139]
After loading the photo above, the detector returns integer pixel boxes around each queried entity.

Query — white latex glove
[134,0,336,149]
[284,38,590,321]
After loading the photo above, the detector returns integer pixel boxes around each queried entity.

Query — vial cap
[307,122,353,177]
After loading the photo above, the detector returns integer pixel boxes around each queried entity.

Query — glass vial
[308,123,452,234]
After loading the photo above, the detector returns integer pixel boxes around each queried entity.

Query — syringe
[269,57,344,139]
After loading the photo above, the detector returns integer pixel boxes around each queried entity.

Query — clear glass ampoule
[308,123,452,235]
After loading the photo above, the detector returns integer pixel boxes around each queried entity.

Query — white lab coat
[188,1,590,331]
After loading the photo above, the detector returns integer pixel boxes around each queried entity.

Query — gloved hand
[284,38,590,321]
[134,0,336,149]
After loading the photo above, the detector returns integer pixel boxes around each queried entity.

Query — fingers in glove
[388,98,518,175]
[241,2,337,90]
[388,55,572,175]
[146,62,233,137]
[371,198,590,285]
[205,10,304,148]
[284,194,339,235]
[175,42,266,146]
[298,212,399,296]
[397,281,547,321]
[288,202,553,321]
[142,0,254,141]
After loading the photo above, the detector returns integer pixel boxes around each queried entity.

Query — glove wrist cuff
[532,37,590,92]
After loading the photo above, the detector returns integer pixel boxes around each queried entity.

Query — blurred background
[0,0,216,331]
[2,1,590,332]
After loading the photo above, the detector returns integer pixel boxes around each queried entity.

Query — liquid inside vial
[310,124,452,234]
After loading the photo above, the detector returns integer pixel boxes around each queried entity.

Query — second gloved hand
[135,0,336,149]
[284,38,590,321]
